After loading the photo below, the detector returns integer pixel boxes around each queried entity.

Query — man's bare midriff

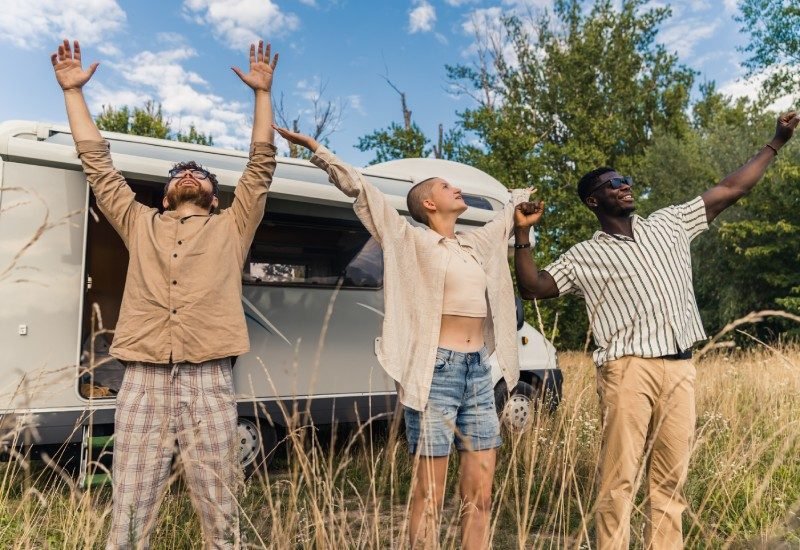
[438,314,485,352]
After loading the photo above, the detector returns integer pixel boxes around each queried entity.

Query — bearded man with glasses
[512,111,799,549]
[51,38,279,549]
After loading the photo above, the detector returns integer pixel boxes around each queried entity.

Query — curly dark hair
[166,161,219,197]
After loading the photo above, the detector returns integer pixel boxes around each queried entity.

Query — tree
[737,0,800,101]
[636,84,800,340]
[95,100,214,145]
[95,101,169,139]
[446,0,695,347]
[275,80,345,159]
[356,121,430,163]
[356,77,469,165]
[176,125,214,146]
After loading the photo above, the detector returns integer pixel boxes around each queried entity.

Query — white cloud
[659,17,720,59]
[409,1,437,33]
[298,0,317,5]
[182,0,300,50]
[445,0,479,5]
[502,0,553,9]
[462,7,519,66]
[719,66,796,113]
[722,0,738,14]
[156,32,187,46]
[0,0,126,50]
[88,47,253,149]
[88,85,150,111]
[97,43,122,57]
[348,95,365,116]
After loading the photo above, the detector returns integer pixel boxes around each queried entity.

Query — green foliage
[635,84,800,340]
[95,101,214,145]
[95,101,170,139]
[356,122,429,164]
[447,0,695,347]
[737,0,800,100]
[176,125,214,146]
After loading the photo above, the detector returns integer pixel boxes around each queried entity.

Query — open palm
[50,40,99,91]
[232,40,278,93]
[273,125,317,150]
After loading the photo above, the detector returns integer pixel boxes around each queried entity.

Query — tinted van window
[244,213,383,288]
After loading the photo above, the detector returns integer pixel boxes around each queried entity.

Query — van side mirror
[515,296,524,331]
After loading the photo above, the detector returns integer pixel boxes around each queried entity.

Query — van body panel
[0,121,560,449]
[0,160,87,410]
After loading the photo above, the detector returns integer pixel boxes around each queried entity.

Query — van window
[244,214,383,288]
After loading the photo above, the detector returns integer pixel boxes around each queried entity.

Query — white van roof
[365,157,510,206]
[0,121,508,223]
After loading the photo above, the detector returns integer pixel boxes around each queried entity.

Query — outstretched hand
[51,40,99,91]
[514,200,545,229]
[273,125,320,152]
[774,111,800,145]
[232,40,278,93]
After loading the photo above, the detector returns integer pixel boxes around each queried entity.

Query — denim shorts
[404,346,502,456]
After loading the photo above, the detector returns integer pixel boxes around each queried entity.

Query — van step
[78,425,114,489]
[89,435,114,449]
[83,472,112,488]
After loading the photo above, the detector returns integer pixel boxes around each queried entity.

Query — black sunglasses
[588,176,634,196]
[168,167,211,181]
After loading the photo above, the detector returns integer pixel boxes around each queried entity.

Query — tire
[237,417,277,478]
[495,379,541,432]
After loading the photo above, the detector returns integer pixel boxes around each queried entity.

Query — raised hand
[51,40,99,91]
[272,125,319,152]
[232,40,278,94]
[514,200,545,229]
[774,111,800,145]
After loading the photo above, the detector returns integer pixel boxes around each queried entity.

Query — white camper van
[0,120,561,472]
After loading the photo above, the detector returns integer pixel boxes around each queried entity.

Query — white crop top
[441,239,488,317]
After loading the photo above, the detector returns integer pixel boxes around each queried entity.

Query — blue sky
[0,0,780,166]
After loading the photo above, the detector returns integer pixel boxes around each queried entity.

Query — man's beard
[166,183,214,211]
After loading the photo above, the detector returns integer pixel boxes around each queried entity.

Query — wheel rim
[501,394,533,431]
[237,418,261,468]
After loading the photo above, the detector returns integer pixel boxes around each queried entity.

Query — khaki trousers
[594,356,696,550]
[106,360,239,549]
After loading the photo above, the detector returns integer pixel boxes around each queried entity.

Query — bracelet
[765,143,779,156]
[514,242,531,249]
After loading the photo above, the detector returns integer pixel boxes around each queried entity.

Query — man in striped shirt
[514,111,799,549]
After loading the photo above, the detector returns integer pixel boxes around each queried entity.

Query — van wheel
[237,417,277,477]
[495,380,540,432]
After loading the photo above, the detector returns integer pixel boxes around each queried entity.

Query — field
[0,346,798,548]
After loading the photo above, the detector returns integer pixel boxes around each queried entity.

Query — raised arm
[232,40,276,146]
[469,187,534,255]
[274,126,411,244]
[51,39,144,245]
[228,41,279,254]
[702,111,799,223]
[51,39,101,141]
[513,201,560,300]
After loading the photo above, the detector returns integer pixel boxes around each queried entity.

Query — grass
[1,345,799,548]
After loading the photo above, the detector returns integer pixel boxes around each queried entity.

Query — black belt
[660,349,692,360]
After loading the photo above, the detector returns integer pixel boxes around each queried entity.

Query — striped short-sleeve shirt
[544,196,709,366]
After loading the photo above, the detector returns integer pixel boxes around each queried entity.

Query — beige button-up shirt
[310,146,527,411]
[76,140,277,364]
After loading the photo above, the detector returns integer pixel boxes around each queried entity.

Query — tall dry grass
[0,345,798,548]
[2,186,798,545]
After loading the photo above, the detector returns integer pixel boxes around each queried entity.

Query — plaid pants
[106,359,239,549]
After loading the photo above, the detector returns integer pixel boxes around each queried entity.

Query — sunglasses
[168,168,210,181]
[588,176,634,196]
